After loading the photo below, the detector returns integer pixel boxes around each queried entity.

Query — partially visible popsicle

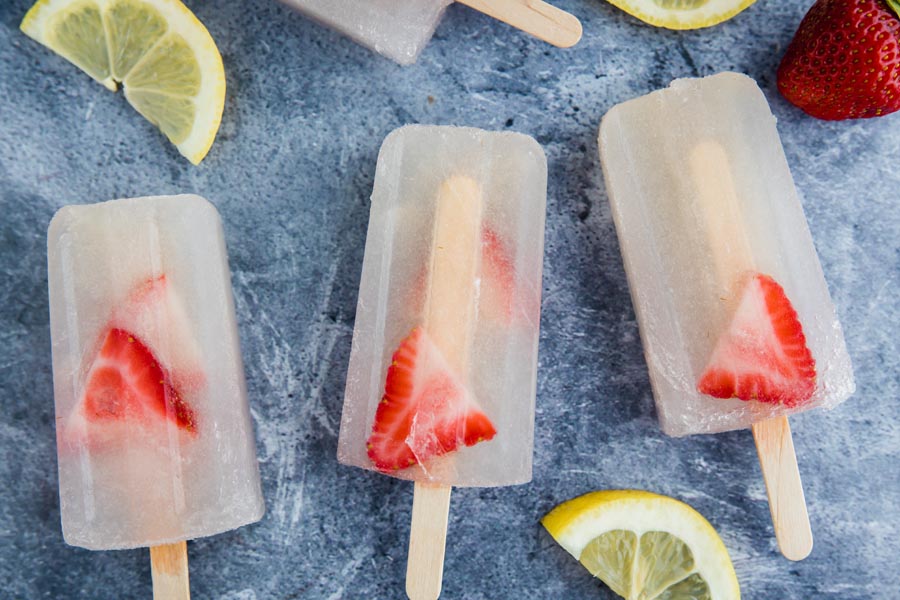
[279,0,581,65]
[338,125,546,597]
[599,72,854,559]
[48,195,264,596]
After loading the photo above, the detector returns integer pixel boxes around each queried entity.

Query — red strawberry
[698,274,817,407]
[82,328,197,432]
[777,0,900,120]
[366,328,497,472]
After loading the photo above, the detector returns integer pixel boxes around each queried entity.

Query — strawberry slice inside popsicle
[83,328,196,432]
[367,175,498,473]
[60,275,202,453]
[367,328,496,472]
[698,273,816,407]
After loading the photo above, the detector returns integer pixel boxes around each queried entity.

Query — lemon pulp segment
[44,1,113,89]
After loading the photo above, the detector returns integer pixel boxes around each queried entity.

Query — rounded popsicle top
[599,73,771,147]
[48,194,221,239]
[379,124,547,164]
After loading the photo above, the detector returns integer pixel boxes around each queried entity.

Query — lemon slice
[542,490,741,599]
[606,0,756,30]
[21,0,225,164]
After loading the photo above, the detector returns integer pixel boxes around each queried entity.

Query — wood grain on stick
[150,541,190,600]
[407,483,453,600]
[406,176,484,600]
[753,416,813,561]
[457,0,582,48]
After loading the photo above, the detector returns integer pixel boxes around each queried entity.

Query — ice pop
[278,0,582,66]
[338,125,546,597]
[599,72,854,559]
[47,195,264,595]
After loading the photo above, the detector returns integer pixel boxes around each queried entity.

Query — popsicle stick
[688,140,754,299]
[422,176,483,362]
[457,0,583,48]
[150,541,190,600]
[407,483,453,600]
[752,416,813,561]
[690,140,813,561]
[404,176,484,599]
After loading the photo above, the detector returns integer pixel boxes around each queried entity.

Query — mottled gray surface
[0,0,898,598]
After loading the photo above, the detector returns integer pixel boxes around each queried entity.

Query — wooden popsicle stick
[405,176,484,599]
[150,541,190,600]
[752,416,813,561]
[689,141,813,561]
[688,140,754,299]
[407,483,453,600]
[456,0,583,48]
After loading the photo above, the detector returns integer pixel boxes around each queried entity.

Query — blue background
[1,0,898,598]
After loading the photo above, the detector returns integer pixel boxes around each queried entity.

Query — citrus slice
[542,490,741,599]
[605,0,756,30]
[21,0,225,164]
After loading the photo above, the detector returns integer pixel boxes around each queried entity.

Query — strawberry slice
[366,328,497,472]
[698,273,817,407]
[82,328,197,433]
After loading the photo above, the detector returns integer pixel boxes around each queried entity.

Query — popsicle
[47,195,264,597]
[278,0,582,66]
[599,73,855,560]
[338,125,546,597]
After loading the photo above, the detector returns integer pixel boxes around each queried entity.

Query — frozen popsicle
[278,0,581,66]
[47,195,264,597]
[338,125,546,597]
[599,72,855,560]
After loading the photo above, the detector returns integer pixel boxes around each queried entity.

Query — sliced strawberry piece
[698,273,817,407]
[366,328,497,472]
[83,328,197,433]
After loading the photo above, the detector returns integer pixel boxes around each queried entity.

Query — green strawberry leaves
[888,0,900,20]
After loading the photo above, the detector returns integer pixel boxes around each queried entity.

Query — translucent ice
[599,73,855,437]
[338,125,547,486]
[279,0,452,65]
[47,195,264,549]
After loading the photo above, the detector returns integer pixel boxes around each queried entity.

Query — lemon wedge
[21,0,225,164]
[606,0,756,30]
[542,490,741,599]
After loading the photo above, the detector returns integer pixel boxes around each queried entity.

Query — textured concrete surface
[1,0,898,598]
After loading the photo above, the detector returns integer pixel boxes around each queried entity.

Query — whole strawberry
[778,0,900,119]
